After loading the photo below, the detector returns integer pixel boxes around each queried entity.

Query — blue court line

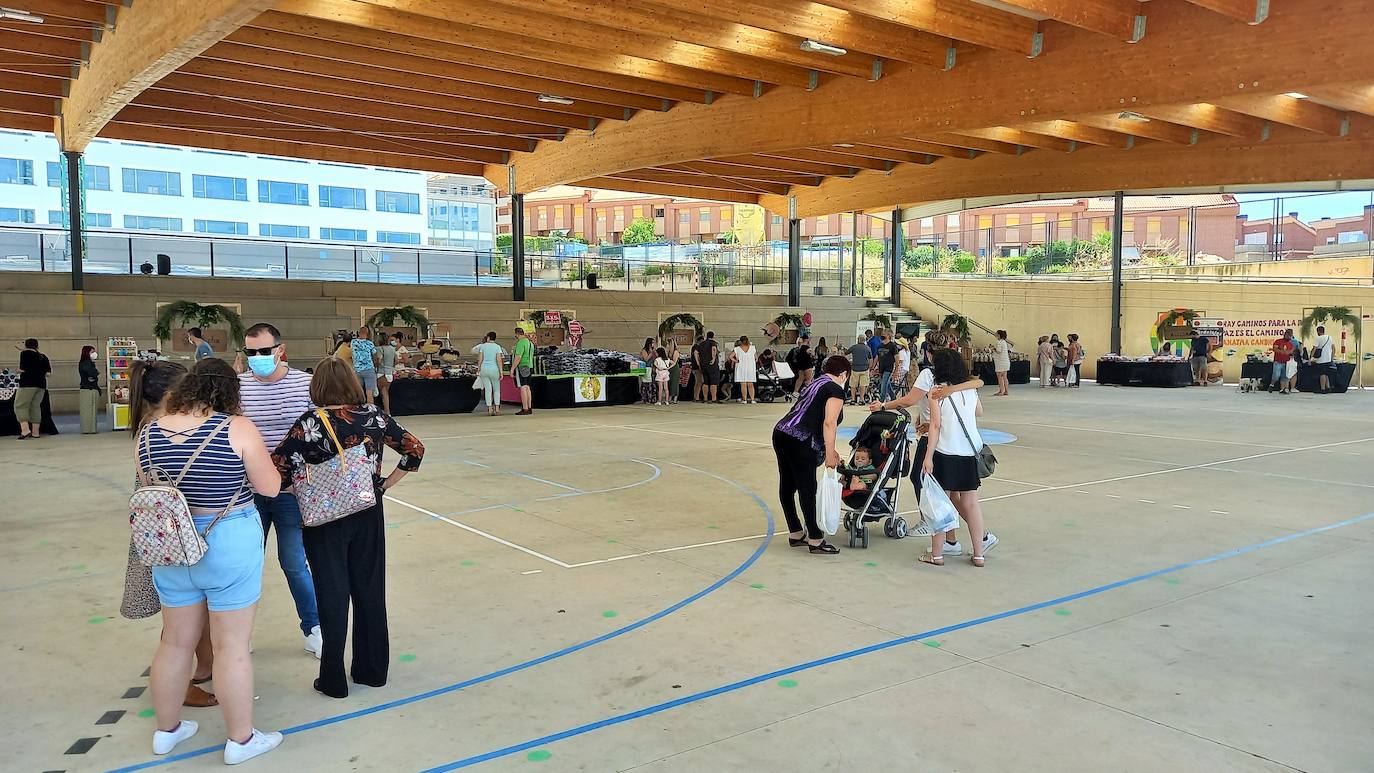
[419,510,1374,771]
[104,462,773,773]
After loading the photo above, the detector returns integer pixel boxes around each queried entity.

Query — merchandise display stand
[107,337,136,430]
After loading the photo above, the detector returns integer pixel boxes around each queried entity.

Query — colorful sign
[1215,317,1300,349]
[567,319,584,348]
[543,311,563,327]
[574,376,605,403]
[731,204,765,245]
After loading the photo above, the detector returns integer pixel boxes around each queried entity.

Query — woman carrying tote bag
[919,349,998,568]
[272,357,425,699]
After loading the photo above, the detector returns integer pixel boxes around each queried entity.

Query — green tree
[621,217,659,245]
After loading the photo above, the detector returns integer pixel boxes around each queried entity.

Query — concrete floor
[5,382,1373,773]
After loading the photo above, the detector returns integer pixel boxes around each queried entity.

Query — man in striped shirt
[240,322,322,658]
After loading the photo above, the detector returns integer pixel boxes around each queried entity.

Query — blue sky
[1235,191,1374,222]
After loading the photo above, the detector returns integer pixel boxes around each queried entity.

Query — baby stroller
[757,360,793,403]
[842,408,912,548]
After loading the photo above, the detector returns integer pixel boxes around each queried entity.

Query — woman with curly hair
[272,357,425,699]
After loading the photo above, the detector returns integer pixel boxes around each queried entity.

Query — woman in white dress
[993,330,1012,396]
[732,335,758,403]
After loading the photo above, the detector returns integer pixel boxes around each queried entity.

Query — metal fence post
[353,248,359,282]
[284,244,290,279]
[209,241,215,277]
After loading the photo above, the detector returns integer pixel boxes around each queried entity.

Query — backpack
[129,416,242,567]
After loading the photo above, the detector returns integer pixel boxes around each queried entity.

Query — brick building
[1310,205,1374,248]
[1235,212,1319,259]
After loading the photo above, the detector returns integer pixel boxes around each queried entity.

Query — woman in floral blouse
[272,357,425,699]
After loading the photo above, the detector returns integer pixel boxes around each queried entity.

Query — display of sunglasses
[242,345,279,356]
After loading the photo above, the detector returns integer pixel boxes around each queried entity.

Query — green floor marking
[459,560,476,567]
[138,709,155,718]
[601,611,618,618]
[922,640,942,648]
[1164,578,1181,585]
[1062,522,1078,528]
[749,583,765,589]
[88,616,108,624]
[864,561,878,567]
[606,538,618,544]
[526,750,552,762]
[706,525,720,529]
[397,654,417,663]
[386,523,401,530]
[1054,609,1072,616]
[71,564,86,572]
[777,679,798,688]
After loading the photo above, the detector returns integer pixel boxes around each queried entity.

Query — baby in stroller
[841,409,912,547]
[755,348,790,403]
[839,446,891,514]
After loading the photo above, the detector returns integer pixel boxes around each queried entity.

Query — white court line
[1211,510,1230,515]
[989,420,1290,449]
[521,570,543,575]
[982,435,1374,503]
[564,532,786,568]
[1173,504,1191,510]
[460,459,490,469]
[385,495,573,568]
[617,424,770,447]
[1138,499,1156,504]
[508,471,581,492]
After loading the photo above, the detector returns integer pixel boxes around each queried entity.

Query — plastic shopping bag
[816,467,843,535]
[917,473,959,534]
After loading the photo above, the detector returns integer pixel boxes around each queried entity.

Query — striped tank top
[138,413,253,510]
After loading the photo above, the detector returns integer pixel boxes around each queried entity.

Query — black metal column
[510,192,526,302]
[1110,190,1124,353]
[889,208,903,307]
[786,196,800,306]
[64,150,84,291]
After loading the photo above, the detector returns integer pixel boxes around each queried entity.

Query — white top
[733,344,757,382]
[993,340,1011,371]
[653,357,672,373]
[1313,334,1334,364]
[934,390,983,456]
[895,348,910,378]
[914,367,935,425]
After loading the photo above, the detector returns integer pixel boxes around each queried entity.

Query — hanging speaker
[586,272,599,289]
[156,253,171,275]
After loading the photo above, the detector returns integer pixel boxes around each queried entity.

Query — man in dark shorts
[693,331,720,403]
[1189,328,1210,387]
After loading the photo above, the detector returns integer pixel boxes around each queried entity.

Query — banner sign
[1214,317,1300,349]
[543,311,563,327]
[573,376,605,403]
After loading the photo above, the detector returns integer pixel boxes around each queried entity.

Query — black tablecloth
[0,390,58,436]
[1297,362,1355,394]
[1240,361,1271,382]
[505,374,641,409]
[1095,359,1193,388]
[382,376,482,415]
[974,360,1031,385]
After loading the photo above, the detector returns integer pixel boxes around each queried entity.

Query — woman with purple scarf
[771,355,852,555]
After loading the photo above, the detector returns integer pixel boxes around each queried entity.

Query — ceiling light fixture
[1283,92,1309,99]
[1117,111,1151,122]
[833,143,855,148]
[800,39,847,56]
[0,7,44,22]
[537,93,575,105]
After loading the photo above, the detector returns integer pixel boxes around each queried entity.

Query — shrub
[951,255,977,273]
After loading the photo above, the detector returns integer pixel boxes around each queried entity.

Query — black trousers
[301,503,389,697]
[772,429,823,540]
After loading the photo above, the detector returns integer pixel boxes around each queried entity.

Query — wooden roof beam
[663,161,825,185]
[1302,84,1374,119]
[1019,120,1135,148]
[57,0,271,150]
[0,29,86,60]
[1183,0,1269,24]
[910,133,1019,155]
[272,0,758,95]
[1215,94,1350,136]
[665,0,953,69]
[573,177,759,204]
[1136,103,1269,139]
[23,0,114,25]
[992,0,1147,42]
[1072,113,1199,144]
[608,169,791,196]
[821,0,1042,56]
[869,139,969,158]
[2,71,66,97]
[824,144,937,165]
[246,12,707,104]
[764,148,890,171]
[959,127,1075,152]
[705,154,857,177]
[492,0,880,80]
[0,92,58,117]
[0,112,55,132]
[352,0,815,89]
[0,21,98,43]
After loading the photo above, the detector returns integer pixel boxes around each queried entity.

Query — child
[653,346,671,406]
[839,445,890,513]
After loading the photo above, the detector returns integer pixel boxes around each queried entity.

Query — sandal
[787,536,809,547]
[808,541,840,555]
[970,555,985,567]
[183,684,218,708]
[918,553,944,566]
[191,675,212,685]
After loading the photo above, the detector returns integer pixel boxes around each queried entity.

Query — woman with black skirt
[918,349,997,567]
[772,355,851,555]
[272,357,425,698]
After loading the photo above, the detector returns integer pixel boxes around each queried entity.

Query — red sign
[543,311,563,327]
[802,312,812,326]
[567,319,583,335]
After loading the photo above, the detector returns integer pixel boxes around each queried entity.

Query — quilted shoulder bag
[293,409,377,527]
[949,392,997,479]
[130,416,242,567]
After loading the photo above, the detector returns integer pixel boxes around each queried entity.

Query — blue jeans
[1271,361,1288,386]
[256,492,319,635]
[879,371,895,402]
[358,369,378,398]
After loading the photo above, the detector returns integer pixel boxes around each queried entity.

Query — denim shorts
[151,504,265,612]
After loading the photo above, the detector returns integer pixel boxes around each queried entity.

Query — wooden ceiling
[2,0,1372,215]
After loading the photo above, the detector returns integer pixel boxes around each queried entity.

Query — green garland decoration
[527,309,573,332]
[861,312,893,332]
[366,305,431,332]
[769,312,806,344]
[941,313,972,345]
[153,301,245,346]
[657,312,704,342]
[1154,309,1200,342]
[1300,306,1362,341]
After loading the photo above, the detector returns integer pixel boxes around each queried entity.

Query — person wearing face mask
[237,322,322,658]
[78,344,102,434]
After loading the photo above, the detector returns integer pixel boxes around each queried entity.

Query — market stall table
[1297,362,1355,394]
[1095,359,1194,388]
[974,360,1032,385]
[381,375,481,416]
[501,374,641,409]
[0,389,58,436]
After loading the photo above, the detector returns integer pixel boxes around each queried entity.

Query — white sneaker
[305,625,322,659]
[981,532,999,553]
[941,540,963,556]
[153,720,198,754]
[224,729,283,765]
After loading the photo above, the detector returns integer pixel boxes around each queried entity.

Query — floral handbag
[130,416,241,567]
[293,409,376,527]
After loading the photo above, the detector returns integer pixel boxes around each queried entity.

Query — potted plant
[153,301,245,346]
[1300,306,1362,341]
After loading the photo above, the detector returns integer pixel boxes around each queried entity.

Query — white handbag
[816,467,843,535]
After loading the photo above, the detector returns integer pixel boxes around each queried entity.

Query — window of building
[377,231,421,245]
[258,180,309,206]
[815,217,826,230]
[632,206,643,218]
[653,207,664,218]
[574,204,585,220]
[948,213,959,228]
[920,217,934,229]
[1178,217,1189,244]
[1146,216,1161,242]
[772,215,783,225]
[680,211,690,224]
[1092,217,1108,236]
[320,227,366,242]
[699,210,711,222]
[1,158,35,185]
[52,210,112,228]
[375,190,420,214]
[1338,230,1367,243]
[260,223,310,239]
[194,219,248,235]
[1005,214,1020,227]
[124,215,183,231]
[1031,213,1046,225]
[319,185,366,210]
[192,174,248,201]
[46,162,111,190]
[978,215,993,230]
[721,209,732,221]
[1058,214,1074,232]
[122,168,181,196]
[0,207,35,223]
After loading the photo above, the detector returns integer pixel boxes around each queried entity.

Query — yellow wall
[903,278,1372,385]
[1142,255,1373,283]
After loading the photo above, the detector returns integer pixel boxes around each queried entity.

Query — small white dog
[1239,378,1260,393]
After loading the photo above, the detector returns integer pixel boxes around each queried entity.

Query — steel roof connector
[1131,15,1146,43]
[870,59,883,81]
[752,80,762,98]
[807,70,819,91]
[1029,30,1043,58]
[944,46,956,71]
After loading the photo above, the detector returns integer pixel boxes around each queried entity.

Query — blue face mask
[246,354,278,377]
